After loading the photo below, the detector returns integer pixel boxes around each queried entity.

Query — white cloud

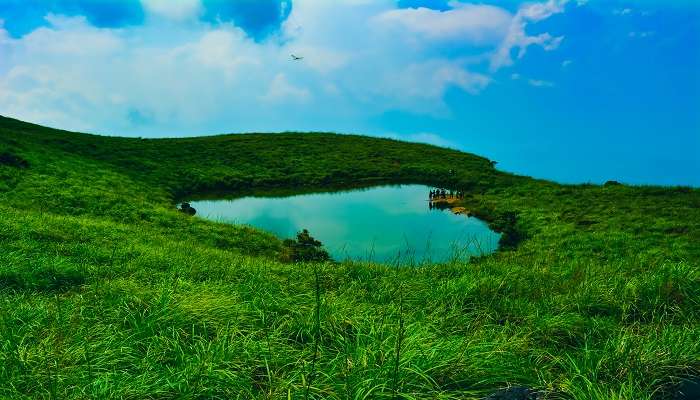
[285,45,350,74]
[519,0,568,21]
[0,0,568,136]
[262,73,311,103]
[562,59,573,67]
[394,61,491,97]
[528,79,555,87]
[0,17,270,133]
[382,132,458,149]
[491,0,568,71]
[142,0,203,21]
[628,31,655,39]
[373,3,511,45]
[406,132,458,148]
[613,8,633,16]
[24,14,124,56]
[179,29,261,81]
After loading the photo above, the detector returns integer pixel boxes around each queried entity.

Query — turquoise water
[191,185,500,263]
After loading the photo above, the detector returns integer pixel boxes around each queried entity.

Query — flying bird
[291,54,304,61]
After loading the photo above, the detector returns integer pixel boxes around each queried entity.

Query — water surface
[191,185,500,263]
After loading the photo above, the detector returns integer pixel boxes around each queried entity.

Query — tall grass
[0,115,698,398]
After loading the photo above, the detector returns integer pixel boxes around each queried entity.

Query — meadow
[0,115,698,399]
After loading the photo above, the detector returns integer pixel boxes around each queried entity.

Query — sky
[0,0,698,186]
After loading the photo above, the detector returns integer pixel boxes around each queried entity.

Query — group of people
[428,188,465,211]
[428,188,465,200]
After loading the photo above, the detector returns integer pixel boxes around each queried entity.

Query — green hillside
[1,115,698,399]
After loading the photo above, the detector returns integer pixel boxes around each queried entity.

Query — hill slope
[0,115,698,399]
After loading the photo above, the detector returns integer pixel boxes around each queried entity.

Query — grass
[0,115,698,399]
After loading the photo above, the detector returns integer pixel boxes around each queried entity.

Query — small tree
[280,229,330,263]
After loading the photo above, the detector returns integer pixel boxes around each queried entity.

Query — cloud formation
[491,0,567,70]
[0,0,569,136]
[374,3,511,44]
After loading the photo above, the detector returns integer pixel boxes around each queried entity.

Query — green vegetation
[280,230,331,263]
[0,115,698,399]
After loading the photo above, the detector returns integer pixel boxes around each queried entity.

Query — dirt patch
[431,197,470,215]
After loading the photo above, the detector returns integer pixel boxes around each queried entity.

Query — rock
[483,386,540,400]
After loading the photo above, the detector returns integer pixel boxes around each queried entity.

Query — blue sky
[0,0,698,186]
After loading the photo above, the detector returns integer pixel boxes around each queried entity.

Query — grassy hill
[0,115,698,399]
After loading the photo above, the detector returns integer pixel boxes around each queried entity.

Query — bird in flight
[291,54,304,61]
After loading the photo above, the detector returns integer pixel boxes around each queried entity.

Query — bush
[280,229,330,263]
[493,211,524,249]
[0,152,30,168]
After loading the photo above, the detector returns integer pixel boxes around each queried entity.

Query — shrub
[280,229,330,263]
[493,211,524,249]
[0,152,30,168]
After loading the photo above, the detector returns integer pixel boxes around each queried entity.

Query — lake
[190,185,500,263]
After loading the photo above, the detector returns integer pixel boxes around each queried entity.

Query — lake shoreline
[190,185,500,262]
